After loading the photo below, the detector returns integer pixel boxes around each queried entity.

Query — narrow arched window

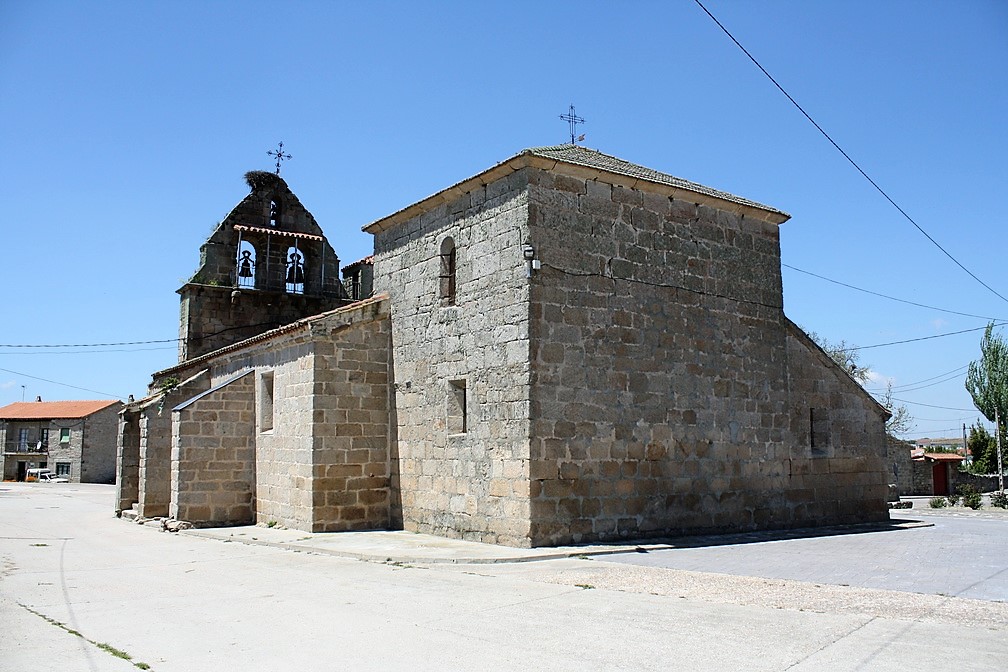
[439,237,456,305]
[285,245,306,294]
[236,241,256,289]
[269,200,280,227]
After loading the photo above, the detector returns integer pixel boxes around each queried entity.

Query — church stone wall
[524,167,885,545]
[785,327,890,523]
[136,375,211,517]
[152,300,393,532]
[208,332,317,530]
[116,410,140,513]
[311,299,392,532]
[171,372,257,526]
[372,172,534,546]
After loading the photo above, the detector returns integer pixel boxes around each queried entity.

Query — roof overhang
[363,147,790,235]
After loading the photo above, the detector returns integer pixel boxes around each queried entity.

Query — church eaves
[364,144,790,234]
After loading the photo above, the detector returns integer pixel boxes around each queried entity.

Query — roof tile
[0,400,120,420]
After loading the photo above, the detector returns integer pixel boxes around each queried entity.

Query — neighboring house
[914,437,964,452]
[1,399,122,483]
[341,255,374,301]
[117,145,891,547]
[911,452,965,496]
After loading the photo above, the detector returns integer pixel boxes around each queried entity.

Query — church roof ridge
[521,144,788,218]
[364,145,789,234]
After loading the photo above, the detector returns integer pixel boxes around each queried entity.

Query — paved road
[1,484,1005,672]
[603,513,1008,601]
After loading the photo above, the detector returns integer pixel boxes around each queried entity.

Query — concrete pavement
[1,483,1006,671]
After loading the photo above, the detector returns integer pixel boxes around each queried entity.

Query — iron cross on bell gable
[267,141,292,175]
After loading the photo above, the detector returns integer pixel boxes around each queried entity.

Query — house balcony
[3,441,48,455]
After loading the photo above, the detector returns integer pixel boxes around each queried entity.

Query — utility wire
[886,371,968,395]
[0,321,279,350]
[851,322,1006,351]
[783,265,1004,321]
[867,364,970,393]
[891,397,977,412]
[904,427,964,437]
[0,339,180,348]
[0,367,124,400]
[694,0,1008,305]
[1,347,177,355]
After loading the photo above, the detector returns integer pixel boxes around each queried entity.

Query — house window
[346,270,361,300]
[40,428,49,448]
[56,462,71,478]
[259,371,275,433]
[439,237,457,305]
[18,428,28,450]
[60,428,70,443]
[810,408,830,457]
[447,379,467,434]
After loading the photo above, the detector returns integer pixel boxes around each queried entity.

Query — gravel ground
[490,559,1008,629]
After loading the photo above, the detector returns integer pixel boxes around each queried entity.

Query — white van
[26,468,69,483]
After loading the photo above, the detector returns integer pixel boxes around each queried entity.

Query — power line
[851,322,1006,351]
[888,371,968,395]
[782,265,1005,321]
[0,338,179,348]
[0,346,177,355]
[868,368,969,395]
[694,0,1008,305]
[0,367,124,400]
[911,415,973,422]
[867,364,970,393]
[891,397,977,412]
[904,428,965,437]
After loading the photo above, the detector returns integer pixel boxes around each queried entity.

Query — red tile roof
[0,400,120,420]
[922,452,965,463]
[343,254,374,269]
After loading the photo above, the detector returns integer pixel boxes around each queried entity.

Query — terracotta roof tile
[0,400,120,420]
[922,452,965,462]
[343,255,374,269]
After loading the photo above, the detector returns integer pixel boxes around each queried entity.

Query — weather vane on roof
[267,141,292,175]
[560,104,585,145]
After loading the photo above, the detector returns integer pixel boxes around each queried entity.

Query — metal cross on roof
[267,141,292,175]
[559,104,585,145]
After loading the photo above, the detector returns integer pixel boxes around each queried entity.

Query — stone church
[116,145,890,547]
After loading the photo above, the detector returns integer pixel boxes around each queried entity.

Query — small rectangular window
[56,462,71,477]
[810,408,830,457]
[439,238,457,305]
[59,428,70,444]
[259,371,275,433]
[40,428,49,447]
[447,379,467,434]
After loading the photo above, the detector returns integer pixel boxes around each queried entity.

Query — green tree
[966,421,997,474]
[964,322,1007,481]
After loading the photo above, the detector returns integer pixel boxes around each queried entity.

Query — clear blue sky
[2,1,1006,440]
